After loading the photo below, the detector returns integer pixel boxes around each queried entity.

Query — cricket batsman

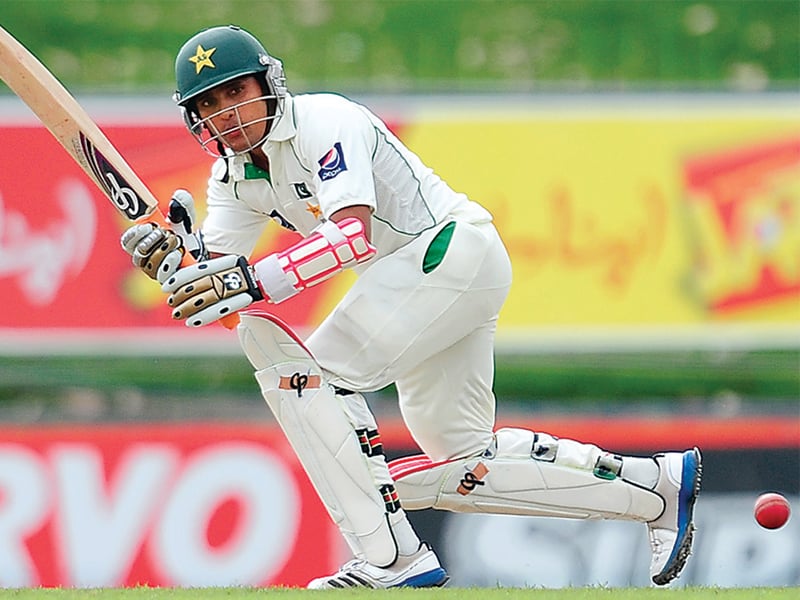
[121,25,702,588]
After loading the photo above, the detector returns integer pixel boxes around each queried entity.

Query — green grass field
[0,587,798,600]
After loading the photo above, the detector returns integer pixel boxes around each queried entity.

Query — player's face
[195,76,269,153]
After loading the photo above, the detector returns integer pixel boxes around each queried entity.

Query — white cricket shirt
[201,92,492,258]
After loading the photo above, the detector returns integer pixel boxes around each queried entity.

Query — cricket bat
[0,25,164,224]
[0,25,238,328]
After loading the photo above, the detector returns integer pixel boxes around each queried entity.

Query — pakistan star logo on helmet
[189,44,216,74]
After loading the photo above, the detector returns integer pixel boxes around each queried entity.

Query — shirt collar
[221,94,296,182]
[223,153,270,183]
[263,92,297,143]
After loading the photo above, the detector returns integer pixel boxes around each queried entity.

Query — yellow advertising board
[399,102,799,332]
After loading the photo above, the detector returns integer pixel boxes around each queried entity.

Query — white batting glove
[120,222,185,284]
[161,255,265,327]
[120,189,207,284]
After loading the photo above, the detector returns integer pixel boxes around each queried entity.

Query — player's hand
[161,255,264,327]
[120,189,206,283]
[120,222,184,284]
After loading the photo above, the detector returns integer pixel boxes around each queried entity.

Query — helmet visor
[187,92,283,157]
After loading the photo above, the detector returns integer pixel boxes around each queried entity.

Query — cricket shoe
[647,447,702,585]
[307,542,449,589]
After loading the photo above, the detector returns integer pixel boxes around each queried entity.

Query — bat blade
[0,25,161,223]
[0,26,240,329]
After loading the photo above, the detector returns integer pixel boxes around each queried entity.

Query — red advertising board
[0,124,337,339]
[0,423,340,587]
[2,105,797,351]
[0,416,796,588]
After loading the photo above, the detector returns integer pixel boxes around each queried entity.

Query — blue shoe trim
[393,568,449,588]
[654,448,702,584]
[678,450,700,531]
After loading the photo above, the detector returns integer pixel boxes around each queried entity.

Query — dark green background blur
[3,0,799,94]
[1,0,798,419]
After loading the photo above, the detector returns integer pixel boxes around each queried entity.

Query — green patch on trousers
[422,221,456,274]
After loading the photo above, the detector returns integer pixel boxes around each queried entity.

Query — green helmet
[174,25,284,107]
[173,25,287,156]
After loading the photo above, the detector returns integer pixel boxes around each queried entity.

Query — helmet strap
[215,138,227,158]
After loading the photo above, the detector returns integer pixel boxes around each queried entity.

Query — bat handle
[220,313,241,329]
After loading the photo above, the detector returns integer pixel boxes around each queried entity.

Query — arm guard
[254,217,376,304]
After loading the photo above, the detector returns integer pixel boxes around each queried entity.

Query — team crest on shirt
[317,142,348,181]
[291,182,313,199]
[305,202,322,218]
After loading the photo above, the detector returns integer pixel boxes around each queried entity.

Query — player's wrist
[240,258,267,302]
[253,253,300,303]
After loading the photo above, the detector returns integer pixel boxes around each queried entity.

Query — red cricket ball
[754,492,791,530]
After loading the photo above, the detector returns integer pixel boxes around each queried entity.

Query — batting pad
[237,311,399,566]
[390,428,664,522]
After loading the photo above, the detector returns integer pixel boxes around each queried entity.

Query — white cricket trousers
[306,219,513,462]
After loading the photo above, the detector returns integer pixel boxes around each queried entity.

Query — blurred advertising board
[0,423,340,587]
[437,493,800,588]
[0,416,796,588]
[399,98,799,346]
[0,96,797,352]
